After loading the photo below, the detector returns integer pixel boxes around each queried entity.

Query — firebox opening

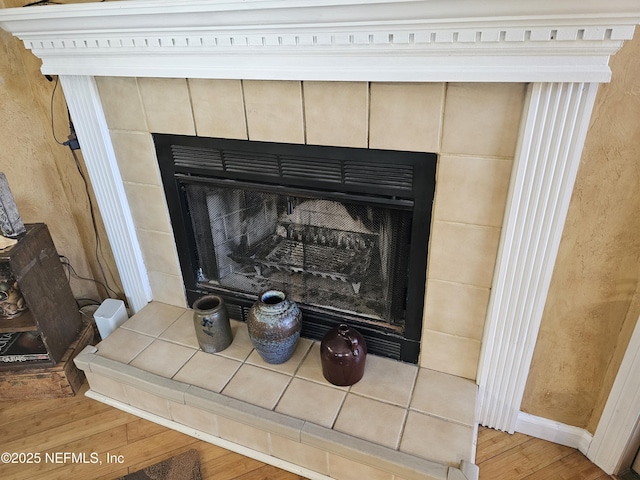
[187,184,412,328]
[155,134,436,364]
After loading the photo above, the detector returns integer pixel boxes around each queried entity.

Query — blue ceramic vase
[247,290,301,364]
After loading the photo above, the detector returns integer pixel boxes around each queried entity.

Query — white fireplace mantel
[1,0,639,452]
[0,0,638,82]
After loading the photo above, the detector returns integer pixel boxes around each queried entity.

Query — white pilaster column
[59,74,152,313]
[477,82,600,433]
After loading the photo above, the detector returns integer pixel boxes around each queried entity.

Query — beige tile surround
[97,77,527,380]
[76,302,479,480]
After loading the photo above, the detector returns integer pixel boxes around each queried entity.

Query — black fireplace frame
[154,134,436,364]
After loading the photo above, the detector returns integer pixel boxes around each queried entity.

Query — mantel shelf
[0,0,638,82]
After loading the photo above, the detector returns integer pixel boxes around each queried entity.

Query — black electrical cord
[23,0,104,6]
[58,255,106,296]
[50,76,66,146]
[23,0,62,7]
[76,298,102,307]
[68,149,121,301]
[59,255,108,310]
[49,75,125,306]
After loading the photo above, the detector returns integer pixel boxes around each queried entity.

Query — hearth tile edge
[72,345,97,371]
[302,422,450,480]
[75,347,466,480]
[86,388,341,480]
[76,347,190,404]
[186,384,304,442]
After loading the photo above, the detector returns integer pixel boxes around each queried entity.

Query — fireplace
[1,0,637,440]
[156,134,436,362]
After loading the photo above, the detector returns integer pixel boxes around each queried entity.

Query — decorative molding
[0,0,638,82]
[587,315,640,475]
[58,75,152,313]
[516,412,593,454]
[476,82,600,433]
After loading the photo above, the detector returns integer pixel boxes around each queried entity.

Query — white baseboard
[515,412,593,455]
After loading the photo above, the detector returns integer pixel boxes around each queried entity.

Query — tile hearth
[75,302,479,480]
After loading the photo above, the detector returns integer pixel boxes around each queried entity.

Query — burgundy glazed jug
[320,324,367,386]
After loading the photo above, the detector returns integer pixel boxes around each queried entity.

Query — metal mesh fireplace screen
[154,134,436,362]
[185,184,412,327]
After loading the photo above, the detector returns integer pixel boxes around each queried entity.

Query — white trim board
[476,81,600,433]
[515,412,593,455]
[0,0,638,82]
[59,75,152,313]
[587,315,640,475]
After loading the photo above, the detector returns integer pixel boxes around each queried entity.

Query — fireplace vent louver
[344,162,413,191]
[170,143,414,196]
[223,150,281,175]
[280,155,343,183]
[219,296,405,360]
[301,320,402,360]
[172,145,223,170]
[225,303,249,323]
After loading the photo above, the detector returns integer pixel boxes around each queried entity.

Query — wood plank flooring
[477,426,614,480]
[0,382,614,479]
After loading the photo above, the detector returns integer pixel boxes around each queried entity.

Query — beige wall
[521,31,640,432]
[0,0,122,305]
[96,77,526,379]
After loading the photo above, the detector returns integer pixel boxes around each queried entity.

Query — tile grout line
[395,407,411,452]
[270,342,313,412]
[395,364,419,451]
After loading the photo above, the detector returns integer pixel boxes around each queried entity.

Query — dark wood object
[0,320,94,399]
[0,223,82,370]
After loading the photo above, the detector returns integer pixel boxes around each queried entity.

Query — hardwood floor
[0,382,614,479]
[477,426,614,480]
